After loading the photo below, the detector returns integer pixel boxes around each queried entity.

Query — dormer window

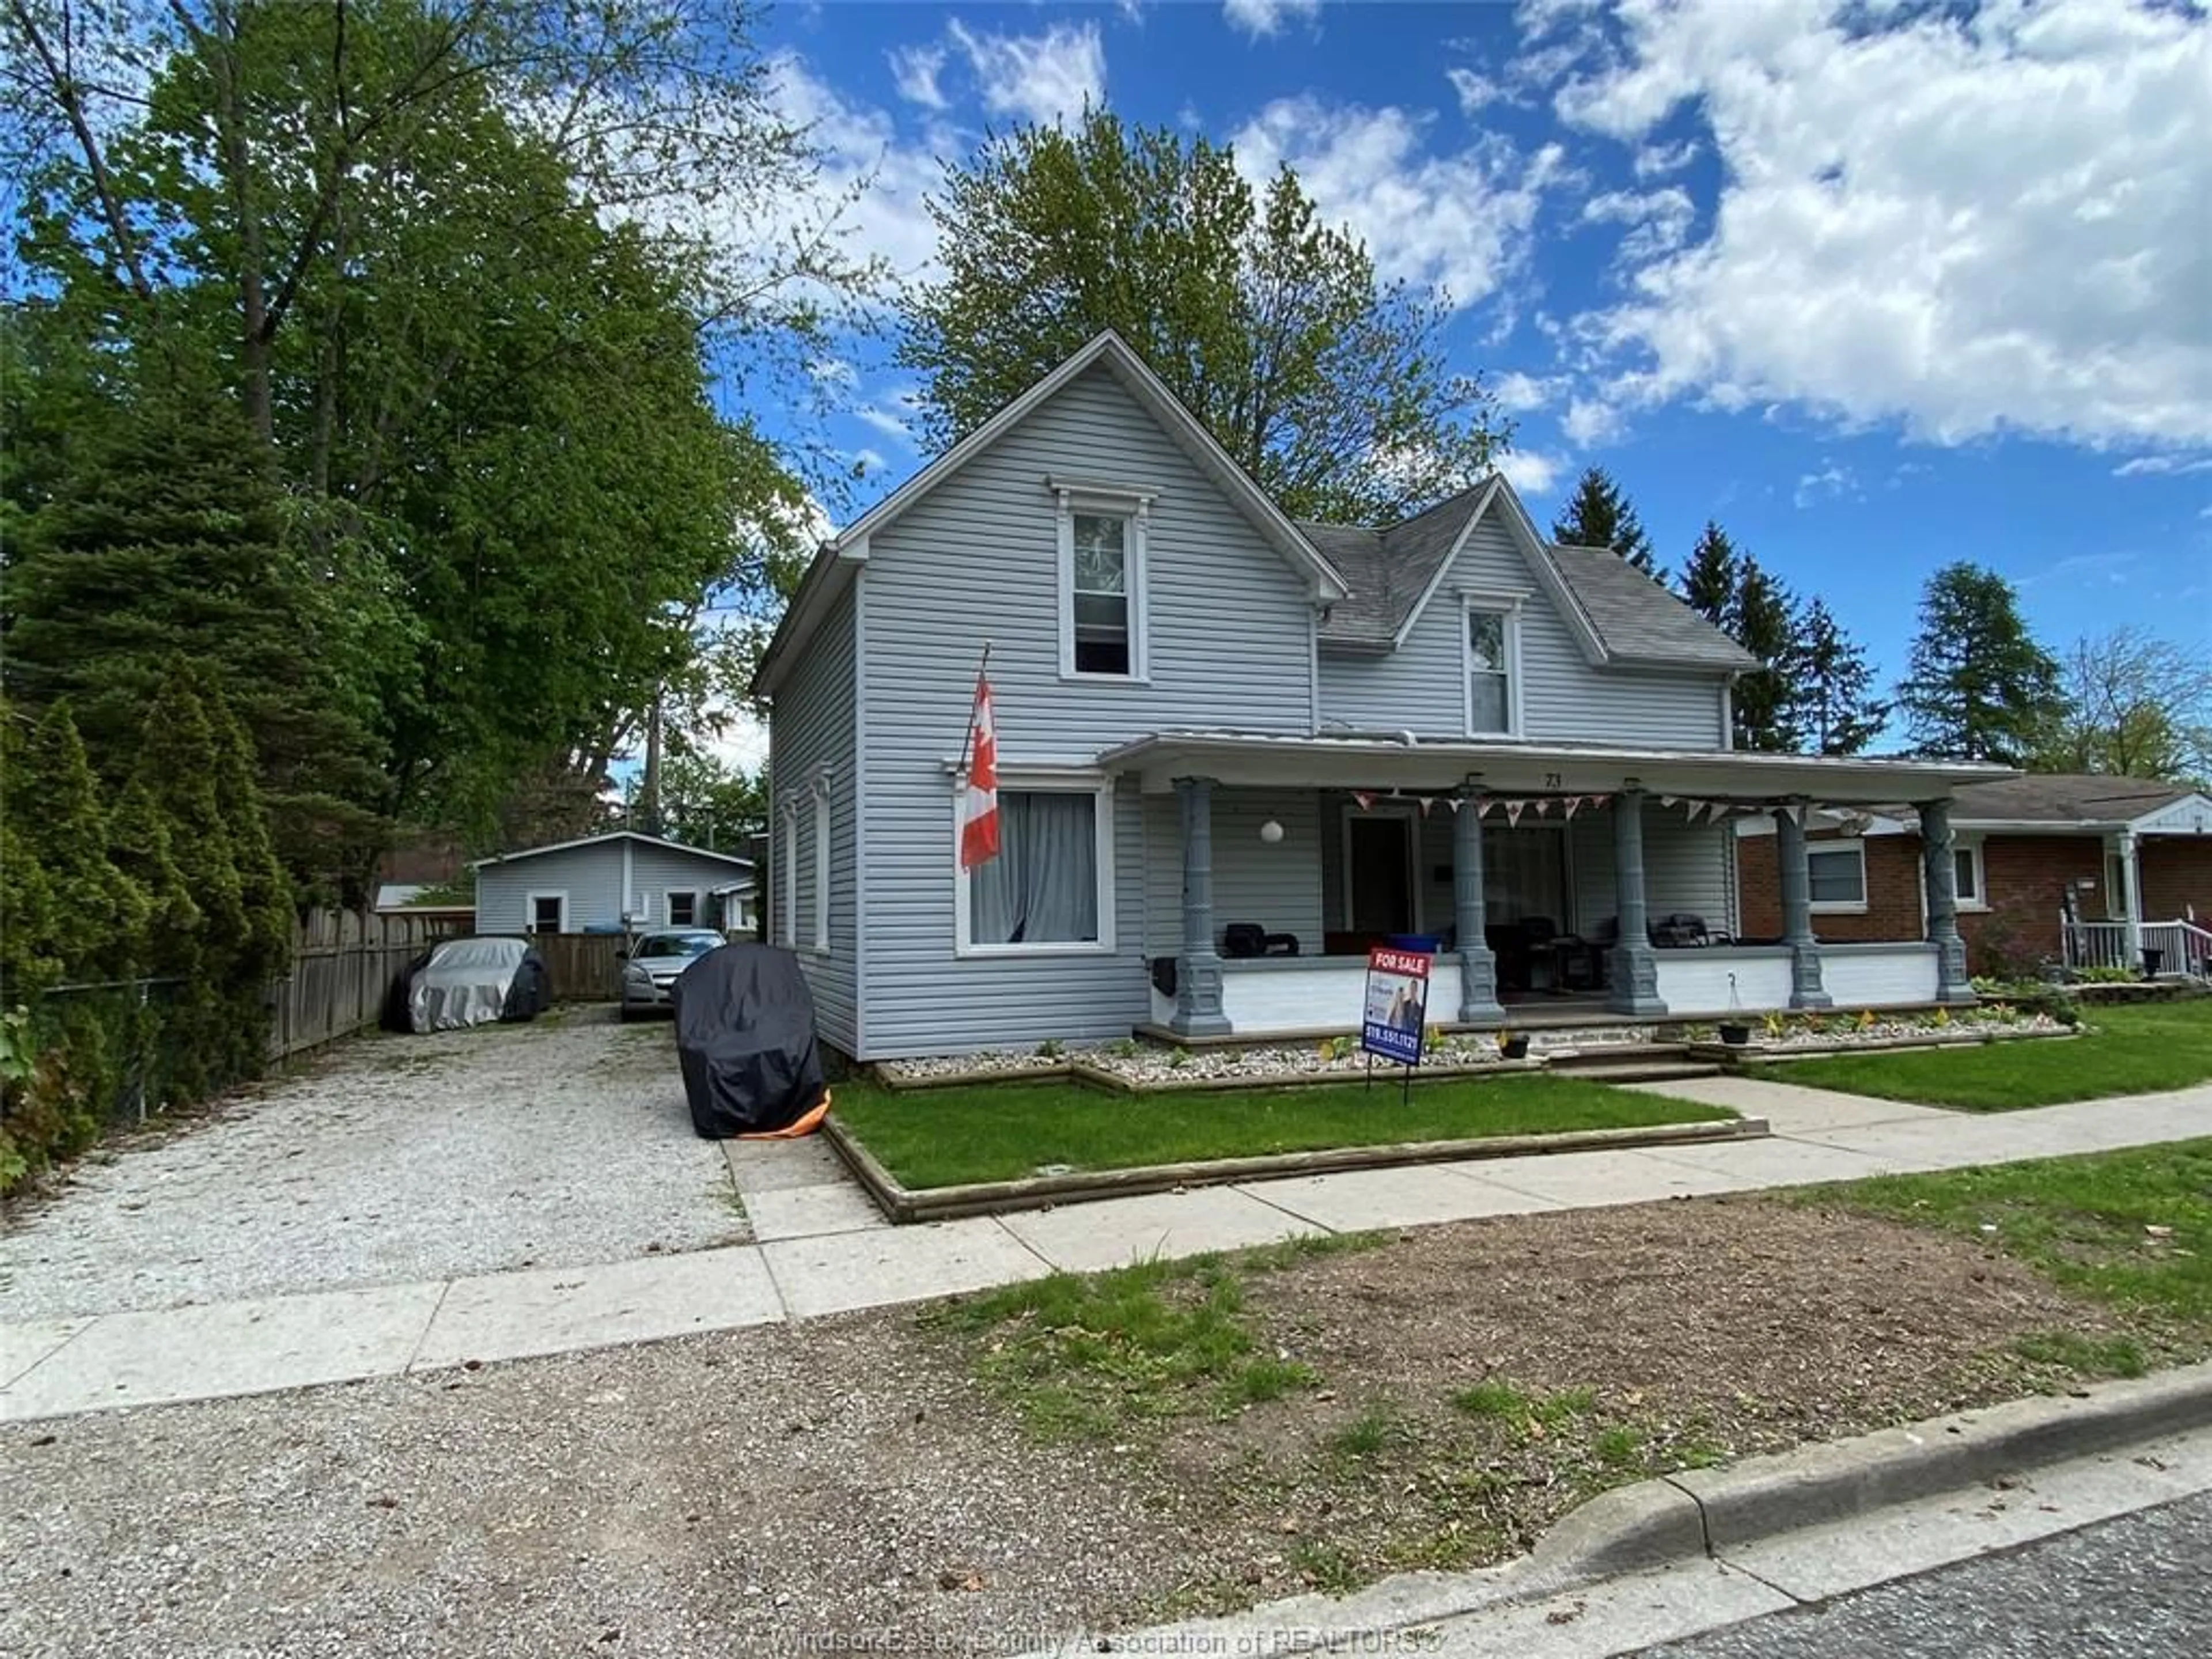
[1054,480,1152,681]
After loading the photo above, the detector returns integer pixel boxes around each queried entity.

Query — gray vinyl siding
[1142,787,1325,957]
[1568,808,1732,937]
[474,842,747,934]
[1320,516,1728,747]
[854,363,1320,1058]
[767,583,858,1054]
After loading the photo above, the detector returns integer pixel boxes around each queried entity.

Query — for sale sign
[1361,945,1432,1067]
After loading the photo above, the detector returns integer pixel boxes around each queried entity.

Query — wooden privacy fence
[269,909,466,1061]
[527,932,627,1002]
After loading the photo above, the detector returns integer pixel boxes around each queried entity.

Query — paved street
[1636,1490,2212,1659]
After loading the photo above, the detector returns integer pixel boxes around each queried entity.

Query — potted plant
[1497,1028,1531,1060]
[1717,973,1750,1046]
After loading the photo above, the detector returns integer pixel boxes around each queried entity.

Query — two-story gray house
[756,332,2008,1061]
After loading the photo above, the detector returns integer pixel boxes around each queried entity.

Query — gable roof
[468,830,755,872]
[752,331,1352,696]
[1948,774,2206,829]
[1304,483,1493,649]
[1545,544,1759,671]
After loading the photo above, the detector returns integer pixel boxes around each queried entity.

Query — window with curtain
[967,790,1100,945]
[1467,608,1510,734]
[1070,513,1131,675]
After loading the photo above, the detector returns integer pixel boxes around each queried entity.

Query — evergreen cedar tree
[899,109,1506,526]
[1897,563,2066,765]
[1551,468,1657,575]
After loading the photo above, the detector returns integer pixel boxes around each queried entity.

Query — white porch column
[1171,775,1231,1036]
[1775,799,1832,1010]
[2118,830,2146,971]
[1454,782,1503,1024]
[1918,798,1976,1005]
[1607,784,1665,1016]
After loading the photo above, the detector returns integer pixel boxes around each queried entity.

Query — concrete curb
[1041,1361,2212,1657]
[825,1113,1771,1225]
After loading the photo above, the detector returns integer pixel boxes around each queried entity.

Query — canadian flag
[959,673,1001,869]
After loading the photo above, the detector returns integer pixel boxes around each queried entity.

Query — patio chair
[1222,922,1300,959]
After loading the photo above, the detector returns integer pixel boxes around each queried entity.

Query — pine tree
[0,706,63,1002]
[1792,599,1891,756]
[107,775,202,978]
[1726,555,1804,752]
[1897,563,2064,763]
[1551,468,1657,575]
[18,704,149,980]
[1679,521,1737,626]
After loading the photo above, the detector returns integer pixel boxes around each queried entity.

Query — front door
[1347,814,1416,934]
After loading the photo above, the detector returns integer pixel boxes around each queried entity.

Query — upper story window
[1463,599,1521,737]
[1055,482,1152,681]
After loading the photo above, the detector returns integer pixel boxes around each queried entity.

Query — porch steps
[1543,1043,1723,1085]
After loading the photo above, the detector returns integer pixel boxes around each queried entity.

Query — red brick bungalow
[1738,775,2212,980]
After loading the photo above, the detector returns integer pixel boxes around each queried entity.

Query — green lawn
[831,1073,1734,1190]
[1808,1139,2212,1336]
[1764,1001,2212,1111]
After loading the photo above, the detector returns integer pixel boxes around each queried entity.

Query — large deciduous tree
[2033,627,2211,782]
[1552,468,1656,575]
[1896,563,2063,764]
[899,109,1507,524]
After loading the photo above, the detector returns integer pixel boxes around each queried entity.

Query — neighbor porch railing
[2063,916,2212,978]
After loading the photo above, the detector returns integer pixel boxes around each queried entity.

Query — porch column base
[1456,951,1504,1025]
[1607,943,1666,1017]
[1172,775,1232,1036]
[1789,945,1834,1012]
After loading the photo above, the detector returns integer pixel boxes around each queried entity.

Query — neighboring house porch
[1047,734,1998,1042]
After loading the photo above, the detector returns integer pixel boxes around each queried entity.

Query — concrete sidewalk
[6,1078,2207,1422]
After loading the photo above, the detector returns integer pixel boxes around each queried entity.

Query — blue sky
[741,0,2210,724]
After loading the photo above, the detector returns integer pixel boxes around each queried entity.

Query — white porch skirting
[1150,957,1464,1036]
[1819,942,1941,1007]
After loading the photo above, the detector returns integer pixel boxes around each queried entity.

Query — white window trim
[665,889,700,929]
[525,890,568,934]
[809,780,832,956]
[1338,801,1423,932]
[952,768,1118,958]
[1460,593,1524,739]
[779,805,797,946]
[1055,485,1151,684]
[1953,840,1987,912]
[1807,838,1869,914]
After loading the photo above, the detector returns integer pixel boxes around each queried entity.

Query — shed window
[666,890,698,927]
[529,892,566,933]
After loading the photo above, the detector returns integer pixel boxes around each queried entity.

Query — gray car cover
[670,944,826,1137]
[405,937,546,1032]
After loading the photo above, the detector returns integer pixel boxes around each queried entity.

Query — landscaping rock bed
[1683,1009,2070,1063]
[875,1026,1662,1093]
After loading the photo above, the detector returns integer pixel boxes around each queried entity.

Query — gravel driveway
[0,1009,745,1322]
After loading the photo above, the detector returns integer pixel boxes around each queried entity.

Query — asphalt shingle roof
[1948,774,2195,825]
[1302,481,1754,672]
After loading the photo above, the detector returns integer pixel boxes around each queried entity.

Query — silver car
[618,929,726,1020]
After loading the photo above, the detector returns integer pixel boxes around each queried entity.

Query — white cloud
[763,55,942,287]
[1632,139,1699,179]
[2113,454,2212,477]
[1497,449,1569,493]
[1580,185,1695,262]
[1560,396,1622,448]
[946,19,1105,128]
[855,402,917,446]
[1792,461,1858,509]
[1446,67,1508,112]
[1554,0,2212,449]
[1232,100,1566,309]
[853,448,888,476]
[1493,370,1564,414]
[1224,0,1321,40]
[887,44,948,110]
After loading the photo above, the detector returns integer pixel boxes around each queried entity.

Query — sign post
[1360,944,1433,1104]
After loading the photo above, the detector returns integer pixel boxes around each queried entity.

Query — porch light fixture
[1259,819,1285,844]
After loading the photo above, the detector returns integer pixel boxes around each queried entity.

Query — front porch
[1110,733,2002,1043]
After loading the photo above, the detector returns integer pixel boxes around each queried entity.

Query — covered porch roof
[1094,730,2013,804]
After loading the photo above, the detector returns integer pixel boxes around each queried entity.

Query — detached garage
[473,831,757,935]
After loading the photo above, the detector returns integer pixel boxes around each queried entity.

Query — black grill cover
[671,944,826,1137]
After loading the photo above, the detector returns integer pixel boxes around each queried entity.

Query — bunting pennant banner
[1659,794,1679,809]
[1532,799,1550,817]
[1353,790,1377,811]
[1416,796,1435,817]
[1688,800,1711,824]
[1782,801,1805,825]
[1562,796,1581,820]
[1504,800,1525,827]
[1445,796,1465,814]
[1478,799,1497,819]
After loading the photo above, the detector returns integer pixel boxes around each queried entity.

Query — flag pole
[956,640,993,775]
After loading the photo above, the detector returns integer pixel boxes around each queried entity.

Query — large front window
[961,788,1109,950]
[1808,842,1868,911]
[1467,608,1513,734]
